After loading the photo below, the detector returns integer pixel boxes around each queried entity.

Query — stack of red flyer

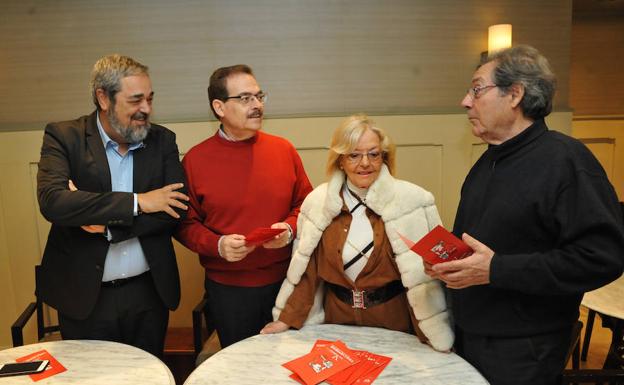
[16,349,66,381]
[282,340,392,385]
[399,225,472,265]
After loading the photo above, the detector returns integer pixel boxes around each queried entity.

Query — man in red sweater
[176,64,313,348]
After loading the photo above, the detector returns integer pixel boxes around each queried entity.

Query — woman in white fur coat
[260,115,453,351]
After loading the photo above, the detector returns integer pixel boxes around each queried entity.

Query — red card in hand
[16,349,66,382]
[401,225,472,265]
[244,227,285,246]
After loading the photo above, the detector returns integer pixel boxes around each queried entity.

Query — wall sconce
[481,24,512,63]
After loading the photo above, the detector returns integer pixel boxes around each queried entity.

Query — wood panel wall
[0,112,572,349]
[0,0,571,132]
[0,0,575,349]
[572,118,624,200]
[570,12,624,116]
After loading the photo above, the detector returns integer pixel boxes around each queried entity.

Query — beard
[107,106,151,144]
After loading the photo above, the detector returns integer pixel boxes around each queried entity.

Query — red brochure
[285,340,391,385]
[16,349,66,382]
[326,350,372,385]
[345,352,392,384]
[307,341,366,385]
[283,342,360,385]
[244,227,285,246]
[351,360,391,384]
[289,373,307,385]
[400,225,472,265]
[311,340,334,349]
[350,352,392,384]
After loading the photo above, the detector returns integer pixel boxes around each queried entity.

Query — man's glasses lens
[225,92,267,104]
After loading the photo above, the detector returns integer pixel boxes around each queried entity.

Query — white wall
[0,112,572,349]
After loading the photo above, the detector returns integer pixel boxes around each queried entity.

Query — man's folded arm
[108,135,188,243]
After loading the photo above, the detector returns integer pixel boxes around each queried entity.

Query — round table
[184,324,488,384]
[0,340,174,384]
[581,275,624,368]
[582,275,624,320]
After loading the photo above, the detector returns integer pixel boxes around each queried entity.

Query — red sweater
[176,130,313,287]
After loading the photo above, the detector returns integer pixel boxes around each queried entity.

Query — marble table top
[582,274,624,319]
[0,340,174,384]
[184,324,488,385]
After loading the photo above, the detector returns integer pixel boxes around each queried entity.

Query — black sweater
[451,119,624,337]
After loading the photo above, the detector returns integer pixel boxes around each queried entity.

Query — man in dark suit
[36,54,189,357]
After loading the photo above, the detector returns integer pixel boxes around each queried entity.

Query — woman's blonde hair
[326,114,396,177]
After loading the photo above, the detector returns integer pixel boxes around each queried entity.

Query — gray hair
[486,45,556,120]
[90,54,149,110]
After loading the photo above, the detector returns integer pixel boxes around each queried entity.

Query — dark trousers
[204,277,281,348]
[456,326,573,385]
[58,272,169,357]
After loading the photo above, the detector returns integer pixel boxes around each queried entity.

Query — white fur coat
[272,165,454,351]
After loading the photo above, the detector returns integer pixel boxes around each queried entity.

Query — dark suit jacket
[36,111,186,320]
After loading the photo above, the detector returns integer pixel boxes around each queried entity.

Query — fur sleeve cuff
[407,280,447,320]
[272,279,295,320]
[418,311,454,351]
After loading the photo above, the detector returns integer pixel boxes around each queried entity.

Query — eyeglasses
[345,151,384,164]
[466,84,502,99]
[224,91,268,105]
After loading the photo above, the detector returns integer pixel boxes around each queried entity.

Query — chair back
[11,265,60,346]
[564,320,583,370]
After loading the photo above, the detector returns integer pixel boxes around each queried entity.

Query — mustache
[131,112,149,121]
[247,109,263,119]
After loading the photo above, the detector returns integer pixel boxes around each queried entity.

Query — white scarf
[342,181,373,282]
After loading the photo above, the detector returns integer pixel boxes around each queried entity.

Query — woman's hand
[260,320,289,334]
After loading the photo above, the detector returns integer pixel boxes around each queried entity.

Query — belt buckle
[352,289,366,309]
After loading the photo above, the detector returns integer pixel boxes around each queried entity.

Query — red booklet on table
[244,227,285,246]
[16,349,66,382]
[285,340,391,385]
[283,341,360,385]
[400,225,472,264]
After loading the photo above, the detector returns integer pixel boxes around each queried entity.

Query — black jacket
[452,119,624,337]
[37,111,186,319]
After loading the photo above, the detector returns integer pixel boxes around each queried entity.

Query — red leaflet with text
[400,225,472,264]
[350,352,392,384]
[16,349,66,382]
[245,227,285,246]
[283,342,360,385]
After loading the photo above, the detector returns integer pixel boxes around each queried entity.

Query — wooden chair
[192,295,220,366]
[582,308,598,361]
[566,320,584,370]
[11,265,60,346]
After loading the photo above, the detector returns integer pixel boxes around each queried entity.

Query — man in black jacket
[37,54,189,356]
[426,45,624,384]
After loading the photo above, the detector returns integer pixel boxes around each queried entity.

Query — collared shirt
[96,113,150,282]
[218,124,237,142]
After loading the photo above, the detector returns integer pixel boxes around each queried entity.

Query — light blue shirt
[96,113,150,282]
